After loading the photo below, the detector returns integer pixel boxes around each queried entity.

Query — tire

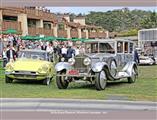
[107,58,117,77]
[56,72,69,89]
[5,76,13,83]
[43,77,51,85]
[95,70,107,90]
[128,66,138,83]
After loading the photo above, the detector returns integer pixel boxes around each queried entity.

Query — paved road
[1,98,157,120]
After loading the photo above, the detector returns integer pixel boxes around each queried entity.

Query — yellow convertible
[5,50,54,85]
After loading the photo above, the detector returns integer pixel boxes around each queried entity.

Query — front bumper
[5,72,47,80]
[56,73,96,78]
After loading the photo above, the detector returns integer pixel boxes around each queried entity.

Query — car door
[124,42,134,62]
[116,41,125,66]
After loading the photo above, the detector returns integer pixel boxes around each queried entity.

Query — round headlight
[5,63,14,71]
[61,57,65,62]
[68,58,75,65]
[83,57,91,66]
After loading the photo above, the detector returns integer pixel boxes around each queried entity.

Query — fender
[55,62,72,72]
[91,62,109,73]
[122,61,138,76]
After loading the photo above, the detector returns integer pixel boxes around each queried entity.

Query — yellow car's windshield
[18,51,47,60]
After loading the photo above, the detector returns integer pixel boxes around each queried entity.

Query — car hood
[12,59,49,71]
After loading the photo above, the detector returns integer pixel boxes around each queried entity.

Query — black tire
[128,66,138,83]
[43,77,51,85]
[106,58,117,77]
[5,76,13,83]
[95,70,107,91]
[56,72,69,89]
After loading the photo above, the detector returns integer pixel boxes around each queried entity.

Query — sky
[46,7,157,15]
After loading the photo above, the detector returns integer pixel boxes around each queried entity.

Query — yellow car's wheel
[5,76,13,83]
[43,77,51,85]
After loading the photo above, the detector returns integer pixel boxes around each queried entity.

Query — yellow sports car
[5,50,54,85]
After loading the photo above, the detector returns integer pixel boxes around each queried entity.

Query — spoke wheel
[128,67,138,83]
[56,71,69,89]
[95,70,107,90]
[107,58,117,77]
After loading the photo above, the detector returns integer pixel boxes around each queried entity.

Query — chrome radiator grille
[74,57,88,73]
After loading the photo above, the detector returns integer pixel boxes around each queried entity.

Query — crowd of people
[0,34,86,67]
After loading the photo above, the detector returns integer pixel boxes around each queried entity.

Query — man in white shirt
[61,45,67,58]
[75,46,80,56]
[46,43,54,54]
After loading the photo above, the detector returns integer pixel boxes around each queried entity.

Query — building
[0,7,108,39]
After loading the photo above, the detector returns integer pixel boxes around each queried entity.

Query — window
[99,42,115,53]
[43,23,51,29]
[129,43,134,53]
[58,23,64,30]
[124,42,129,53]
[28,19,36,27]
[85,43,98,53]
[117,42,123,53]
[3,15,17,21]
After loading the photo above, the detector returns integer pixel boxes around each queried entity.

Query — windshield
[85,42,115,54]
[18,51,47,60]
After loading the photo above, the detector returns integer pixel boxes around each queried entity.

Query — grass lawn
[0,65,157,101]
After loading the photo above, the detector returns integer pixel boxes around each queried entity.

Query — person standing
[134,49,140,64]
[66,46,75,61]
[6,46,16,62]
[61,45,67,58]
[2,47,8,67]
[74,46,80,56]
[41,42,47,50]
[46,43,54,54]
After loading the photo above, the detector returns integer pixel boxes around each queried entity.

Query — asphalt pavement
[0,98,157,120]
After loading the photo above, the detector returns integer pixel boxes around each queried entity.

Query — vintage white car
[139,56,155,65]
[55,39,138,90]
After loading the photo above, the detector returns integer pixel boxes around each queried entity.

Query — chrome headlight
[83,57,91,66]
[61,57,65,62]
[68,58,75,65]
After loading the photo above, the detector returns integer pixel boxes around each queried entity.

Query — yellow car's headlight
[5,63,14,71]
[38,65,49,73]
[42,65,49,72]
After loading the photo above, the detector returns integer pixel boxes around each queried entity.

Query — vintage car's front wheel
[5,76,13,83]
[128,67,138,83]
[56,72,69,89]
[95,70,107,90]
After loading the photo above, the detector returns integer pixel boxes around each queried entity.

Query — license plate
[68,70,79,75]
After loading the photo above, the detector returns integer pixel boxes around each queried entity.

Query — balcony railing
[89,32,98,38]
[2,20,22,32]
[97,32,106,38]
[28,27,54,36]
[25,8,56,21]
[71,30,78,38]
[57,30,67,38]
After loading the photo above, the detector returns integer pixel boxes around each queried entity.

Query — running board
[114,72,130,79]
